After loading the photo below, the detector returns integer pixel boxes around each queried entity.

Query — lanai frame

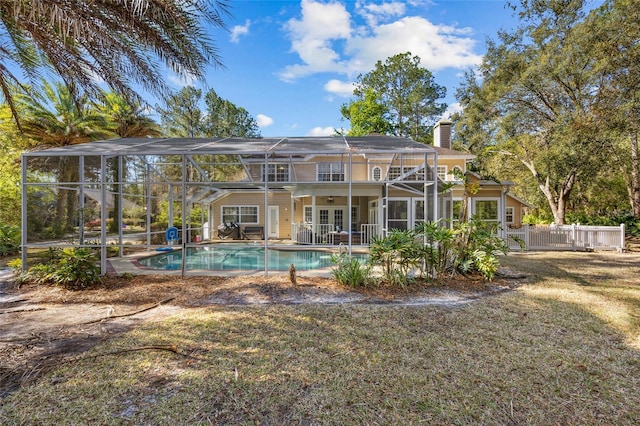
[21,136,440,275]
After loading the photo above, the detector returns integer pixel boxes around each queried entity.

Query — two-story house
[21,127,529,262]
[432,120,530,232]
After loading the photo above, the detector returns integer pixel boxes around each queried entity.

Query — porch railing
[292,223,381,246]
[361,224,381,244]
[292,223,335,244]
[505,224,625,251]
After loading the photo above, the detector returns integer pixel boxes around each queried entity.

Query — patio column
[264,152,269,276]
[432,151,438,225]
[20,154,28,272]
[100,155,108,275]
[181,154,187,276]
[348,151,353,254]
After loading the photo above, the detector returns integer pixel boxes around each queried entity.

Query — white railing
[292,223,335,244]
[361,224,381,244]
[292,223,381,245]
[506,224,625,251]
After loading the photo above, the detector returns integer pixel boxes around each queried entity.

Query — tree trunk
[536,171,575,225]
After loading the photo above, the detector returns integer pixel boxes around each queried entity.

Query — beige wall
[211,191,293,239]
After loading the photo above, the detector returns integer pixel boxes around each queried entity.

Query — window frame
[506,206,515,224]
[317,162,345,182]
[221,205,259,224]
[262,163,290,182]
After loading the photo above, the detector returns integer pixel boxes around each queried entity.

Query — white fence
[505,224,626,251]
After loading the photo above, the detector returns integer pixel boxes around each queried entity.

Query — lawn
[2,252,640,424]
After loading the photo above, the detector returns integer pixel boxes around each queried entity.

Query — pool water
[138,245,367,272]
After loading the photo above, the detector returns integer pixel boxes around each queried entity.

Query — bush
[0,224,20,256]
[370,218,508,285]
[452,217,508,281]
[331,253,372,288]
[20,248,101,289]
[368,229,420,286]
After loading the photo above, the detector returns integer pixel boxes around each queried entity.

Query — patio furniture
[217,222,240,240]
[242,225,265,240]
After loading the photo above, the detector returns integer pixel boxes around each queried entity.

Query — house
[202,135,440,245]
[20,129,529,274]
[432,120,530,231]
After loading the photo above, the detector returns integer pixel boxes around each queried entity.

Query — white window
[437,166,447,181]
[351,206,359,231]
[262,164,289,182]
[317,162,344,181]
[387,166,401,180]
[371,166,382,181]
[304,206,313,224]
[387,166,424,181]
[473,198,500,233]
[506,206,514,224]
[222,206,258,224]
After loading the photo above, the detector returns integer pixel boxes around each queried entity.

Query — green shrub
[369,229,421,286]
[7,258,22,274]
[453,217,508,281]
[21,248,101,289]
[0,224,20,256]
[370,218,508,285]
[331,253,372,288]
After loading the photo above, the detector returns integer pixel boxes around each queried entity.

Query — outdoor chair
[217,222,240,240]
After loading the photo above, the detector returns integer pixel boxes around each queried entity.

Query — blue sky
[159,0,523,137]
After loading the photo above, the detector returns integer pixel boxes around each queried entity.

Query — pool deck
[107,242,368,278]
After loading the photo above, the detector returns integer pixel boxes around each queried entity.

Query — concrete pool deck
[106,243,368,278]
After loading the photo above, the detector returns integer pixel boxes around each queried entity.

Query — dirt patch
[0,268,527,396]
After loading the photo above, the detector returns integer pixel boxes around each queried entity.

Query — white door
[268,206,279,238]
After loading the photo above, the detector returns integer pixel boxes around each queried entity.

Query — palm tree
[17,81,115,235]
[95,92,161,232]
[0,0,230,127]
[96,92,161,138]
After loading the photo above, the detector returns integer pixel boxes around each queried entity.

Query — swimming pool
[138,245,367,272]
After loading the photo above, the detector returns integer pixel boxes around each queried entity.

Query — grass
[2,252,640,424]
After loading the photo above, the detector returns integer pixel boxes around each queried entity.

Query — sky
[158,0,523,138]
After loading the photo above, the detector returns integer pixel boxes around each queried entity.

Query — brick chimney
[433,120,451,149]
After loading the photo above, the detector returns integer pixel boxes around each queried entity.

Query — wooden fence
[505,224,626,251]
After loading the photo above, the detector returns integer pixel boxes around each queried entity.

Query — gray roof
[24,135,436,157]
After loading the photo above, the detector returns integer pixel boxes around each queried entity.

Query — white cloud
[279,0,352,81]
[307,126,336,136]
[442,102,462,120]
[167,72,197,87]
[346,16,481,73]
[356,0,406,27]
[256,113,274,127]
[230,20,251,43]
[280,1,482,83]
[324,79,355,97]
